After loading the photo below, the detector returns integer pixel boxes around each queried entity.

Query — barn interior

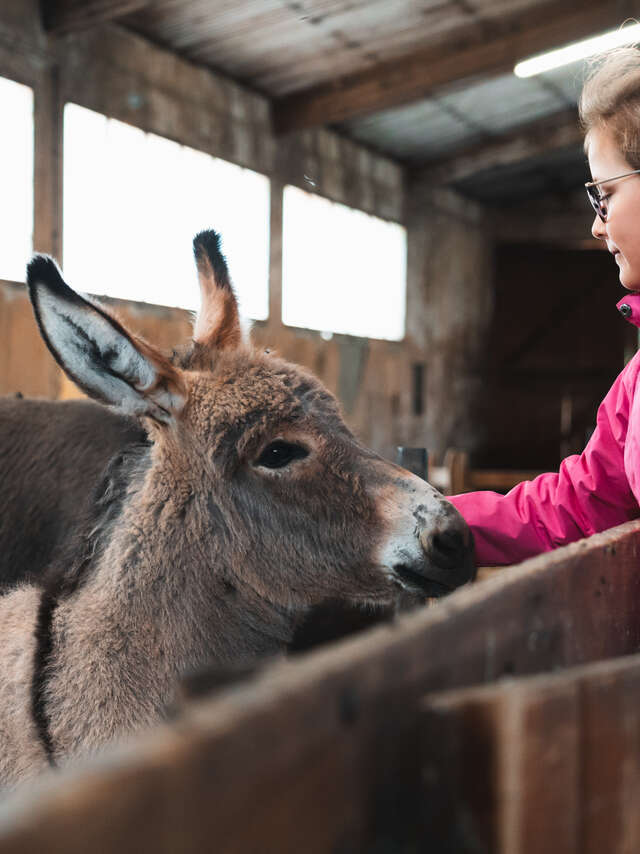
[0,0,636,479]
[3,2,640,847]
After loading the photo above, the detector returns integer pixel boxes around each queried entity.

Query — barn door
[475,244,635,471]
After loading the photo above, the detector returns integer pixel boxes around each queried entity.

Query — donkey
[0,231,474,787]
[0,395,145,589]
[0,399,397,656]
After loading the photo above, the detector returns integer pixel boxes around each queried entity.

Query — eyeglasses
[585,168,640,222]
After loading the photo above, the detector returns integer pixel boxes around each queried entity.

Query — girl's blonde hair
[580,45,640,167]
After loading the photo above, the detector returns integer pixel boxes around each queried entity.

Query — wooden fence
[0,520,640,852]
[422,654,640,853]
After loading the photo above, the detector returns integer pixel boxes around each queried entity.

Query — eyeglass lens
[587,186,607,221]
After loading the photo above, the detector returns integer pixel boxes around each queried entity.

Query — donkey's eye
[255,441,309,469]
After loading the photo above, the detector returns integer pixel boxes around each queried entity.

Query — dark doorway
[474,244,636,470]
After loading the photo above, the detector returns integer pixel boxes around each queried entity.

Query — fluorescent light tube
[514,23,640,78]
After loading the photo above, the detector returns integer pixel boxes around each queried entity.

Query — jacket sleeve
[448,357,640,567]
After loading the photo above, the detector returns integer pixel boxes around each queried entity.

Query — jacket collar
[616,294,640,328]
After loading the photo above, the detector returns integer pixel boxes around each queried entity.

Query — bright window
[282,185,406,340]
[0,77,33,282]
[63,104,270,319]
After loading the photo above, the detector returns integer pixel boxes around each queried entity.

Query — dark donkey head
[27,232,474,640]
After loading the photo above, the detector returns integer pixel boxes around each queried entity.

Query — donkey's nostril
[424,528,468,570]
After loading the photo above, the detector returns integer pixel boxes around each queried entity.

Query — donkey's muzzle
[415,516,476,593]
[382,477,476,597]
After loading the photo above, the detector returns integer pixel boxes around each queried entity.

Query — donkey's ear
[192,230,242,352]
[27,255,186,423]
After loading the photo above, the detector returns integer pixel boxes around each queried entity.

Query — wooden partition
[0,520,639,852]
[421,653,640,853]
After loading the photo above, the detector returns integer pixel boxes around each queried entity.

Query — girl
[449,47,640,566]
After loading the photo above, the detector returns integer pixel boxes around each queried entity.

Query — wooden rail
[0,521,639,851]
[429,448,544,495]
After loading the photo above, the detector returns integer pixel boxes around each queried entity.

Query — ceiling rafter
[272,0,635,134]
[41,0,157,35]
[413,108,583,186]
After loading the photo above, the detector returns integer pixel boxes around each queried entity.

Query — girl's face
[588,126,640,291]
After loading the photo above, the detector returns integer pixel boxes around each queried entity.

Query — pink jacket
[449,294,640,567]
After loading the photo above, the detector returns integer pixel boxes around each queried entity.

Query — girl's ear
[27,255,186,424]
[192,230,242,352]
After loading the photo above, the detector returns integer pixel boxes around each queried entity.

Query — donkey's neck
[48,462,295,755]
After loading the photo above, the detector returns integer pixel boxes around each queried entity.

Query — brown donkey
[0,231,474,787]
[0,396,145,589]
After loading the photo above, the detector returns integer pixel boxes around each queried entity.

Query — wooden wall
[476,244,632,469]
[406,185,495,461]
[0,0,629,468]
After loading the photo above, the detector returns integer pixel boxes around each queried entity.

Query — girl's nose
[592,213,606,241]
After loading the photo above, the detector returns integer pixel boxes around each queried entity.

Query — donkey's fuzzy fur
[0,396,145,590]
[0,231,474,787]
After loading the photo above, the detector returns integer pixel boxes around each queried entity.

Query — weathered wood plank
[422,676,581,853]
[0,281,60,397]
[0,521,639,850]
[32,62,62,260]
[580,659,640,854]
[124,0,456,96]
[415,108,582,187]
[420,652,640,853]
[42,0,156,35]
[273,0,633,132]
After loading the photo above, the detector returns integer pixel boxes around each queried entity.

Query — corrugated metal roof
[438,74,569,134]
[339,70,577,163]
[340,98,485,161]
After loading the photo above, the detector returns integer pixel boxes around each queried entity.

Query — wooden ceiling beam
[41,0,157,35]
[492,189,598,247]
[273,0,635,134]
[414,108,583,187]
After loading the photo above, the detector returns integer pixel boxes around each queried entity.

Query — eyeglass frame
[585,168,640,222]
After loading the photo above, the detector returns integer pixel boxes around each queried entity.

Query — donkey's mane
[32,435,151,763]
[45,436,153,600]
